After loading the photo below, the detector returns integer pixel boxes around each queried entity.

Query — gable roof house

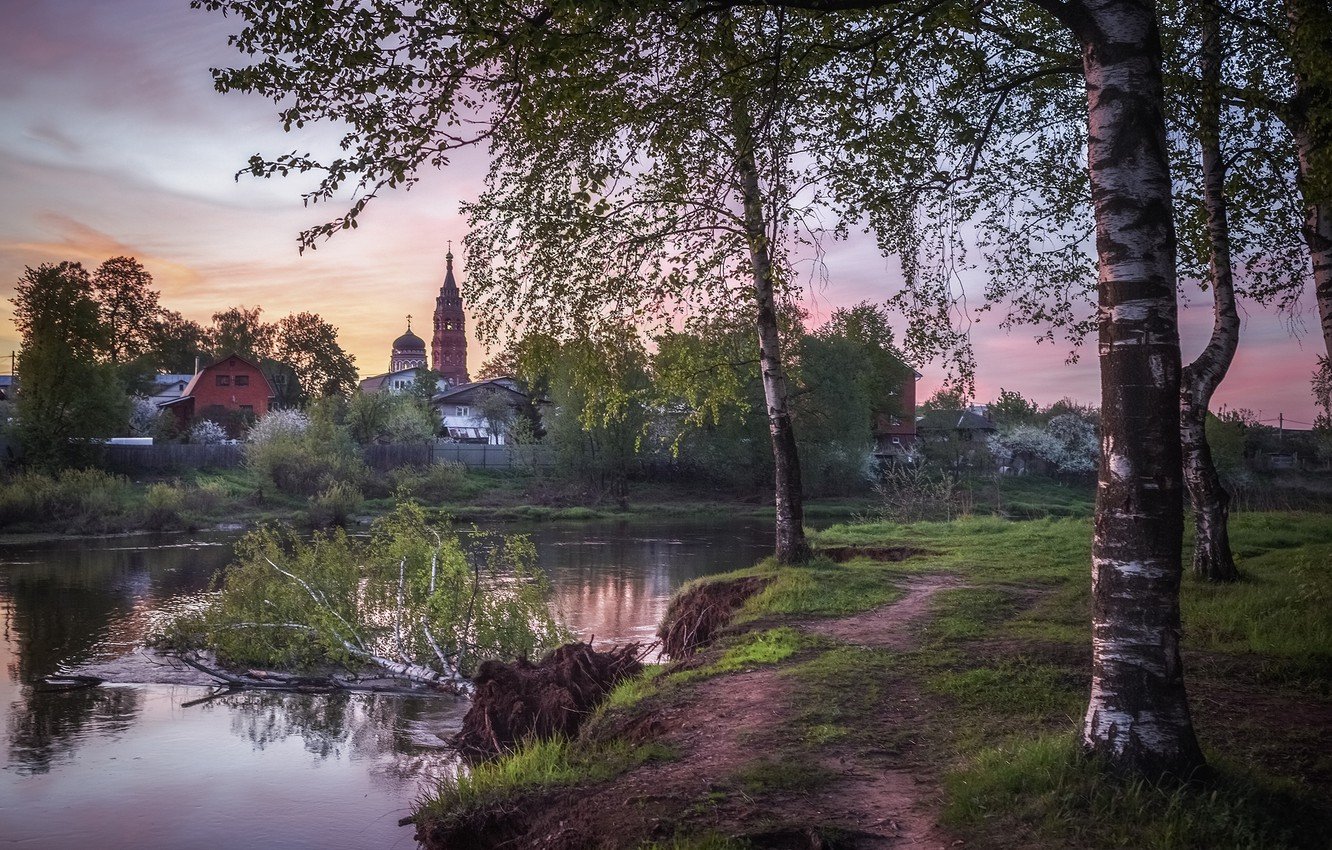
[872,366,923,460]
[158,353,275,437]
[430,377,534,444]
[915,407,998,469]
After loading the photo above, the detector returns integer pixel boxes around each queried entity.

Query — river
[0,518,772,849]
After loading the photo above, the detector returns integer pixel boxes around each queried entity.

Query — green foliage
[416,737,675,822]
[537,329,650,496]
[185,501,569,676]
[245,399,365,496]
[11,262,131,469]
[987,388,1041,426]
[0,468,136,533]
[385,462,474,503]
[140,482,185,530]
[91,256,160,365]
[306,480,363,527]
[944,737,1331,850]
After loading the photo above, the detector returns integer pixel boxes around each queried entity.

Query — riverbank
[0,464,887,538]
[1,464,1106,538]
[411,511,1332,849]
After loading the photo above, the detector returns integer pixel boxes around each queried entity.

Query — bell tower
[431,245,469,386]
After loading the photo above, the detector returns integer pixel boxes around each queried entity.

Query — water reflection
[0,518,771,849]
[7,685,143,776]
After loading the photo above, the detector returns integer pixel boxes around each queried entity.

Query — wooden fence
[97,441,554,474]
[101,443,245,473]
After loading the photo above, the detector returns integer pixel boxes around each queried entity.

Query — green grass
[786,646,900,751]
[927,659,1083,718]
[944,736,1332,850]
[602,664,668,711]
[415,737,675,820]
[739,555,908,618]
[815,515,1092,584]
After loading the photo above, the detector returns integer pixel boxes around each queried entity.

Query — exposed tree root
[657,575,769,659]
[452,641,647,765]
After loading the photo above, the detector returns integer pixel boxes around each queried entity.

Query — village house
[872,366,922,461]
[157,353,275,436]
[431,377,533,444]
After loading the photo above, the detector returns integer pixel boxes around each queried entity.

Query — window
[215,375,231,386]
[235,375,250,387]
[456,405,469,417]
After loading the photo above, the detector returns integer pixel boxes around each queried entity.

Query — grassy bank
[412,508,1332,849]
[0,463,890,537]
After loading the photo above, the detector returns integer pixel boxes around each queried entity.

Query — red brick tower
[431,247,469,386]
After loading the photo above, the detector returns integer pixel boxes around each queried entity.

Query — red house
[873,365,922,460]
[158,353,275,436]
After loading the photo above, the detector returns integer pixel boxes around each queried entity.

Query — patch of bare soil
[797,574,965,650]
[420,575,962,849]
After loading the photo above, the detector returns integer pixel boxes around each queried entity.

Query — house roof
[164,352,276,406]
[359,366,431,393]
[431,377,529,405]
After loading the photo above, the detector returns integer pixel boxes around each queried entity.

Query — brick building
[158,353,275,435]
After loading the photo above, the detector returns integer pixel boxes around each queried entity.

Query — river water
[0,518,772,849]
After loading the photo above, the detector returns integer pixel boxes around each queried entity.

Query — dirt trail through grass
[643,574,961,848]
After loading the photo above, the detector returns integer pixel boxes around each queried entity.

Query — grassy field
[413,494,1332,849]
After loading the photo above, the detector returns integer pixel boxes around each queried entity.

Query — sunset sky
[1,0,1323,425]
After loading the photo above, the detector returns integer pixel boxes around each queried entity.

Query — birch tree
[195,0,1211,775]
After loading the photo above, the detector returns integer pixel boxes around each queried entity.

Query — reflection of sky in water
[0,520,771,848]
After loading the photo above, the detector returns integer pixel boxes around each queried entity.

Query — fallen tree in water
[453,641,648,764]
[157,500,570,695]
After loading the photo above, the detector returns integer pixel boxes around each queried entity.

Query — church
[358,247,471,394]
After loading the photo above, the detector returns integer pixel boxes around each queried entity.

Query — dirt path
[793,575,963,849]
[634,573,961,848]
[798,574,966,650]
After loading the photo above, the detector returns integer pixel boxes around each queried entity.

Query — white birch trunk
[1065,0,1206,776]
[1181,0,1239,582]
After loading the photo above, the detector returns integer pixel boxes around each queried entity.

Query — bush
[386,461,470,502]
[189,419,229,445]
[307,480,364,527]
[868,463,959,522]
[140,482,184,530]
[0,468,136,532]
[247,408,310,444]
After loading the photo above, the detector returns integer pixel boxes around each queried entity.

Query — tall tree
[1026,0,1204,776]
[90,256,160,365]
[208,305,275,362]
[147,310,210,375]
[1178,0,1241,582]
[10,263,129,468]
[196,0,1208,776]
[273,311,359,401]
